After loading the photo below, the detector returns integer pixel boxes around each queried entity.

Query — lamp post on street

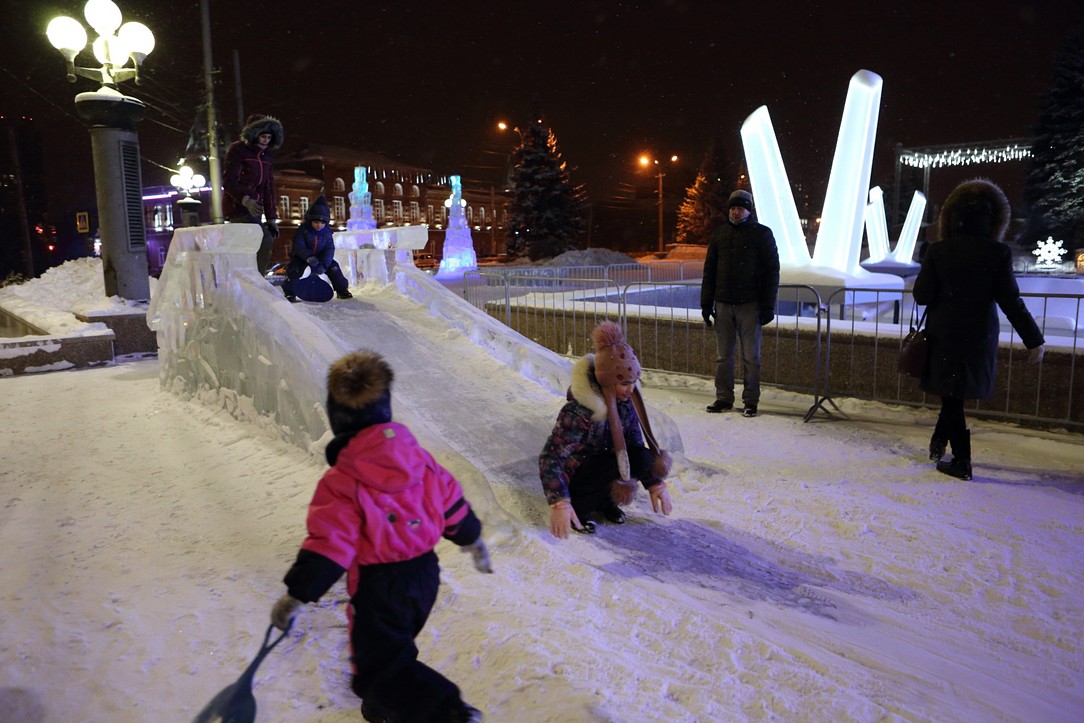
[639,153,678,253]
[170,164,205,228]
[46,0,155,300]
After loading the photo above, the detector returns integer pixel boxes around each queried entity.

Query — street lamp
[170,164,205,228]
[46,0,155,300]
[639,153,678,253]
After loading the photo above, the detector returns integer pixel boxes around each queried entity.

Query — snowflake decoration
[1032,236,1066,267]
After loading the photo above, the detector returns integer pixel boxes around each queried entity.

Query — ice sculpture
[862,187,925,274]
[435,175,478,278]
[347,166,377,231]
[741,70,902,292]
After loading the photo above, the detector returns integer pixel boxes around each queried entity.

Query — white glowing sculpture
[740,70,902,292]
[863,187,891,263]
[812,70,882,275]
[740,106,811,268]
[435,175,477,278]
[887,191,926,264]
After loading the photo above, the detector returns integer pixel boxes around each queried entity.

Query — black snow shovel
[193,620,292,723]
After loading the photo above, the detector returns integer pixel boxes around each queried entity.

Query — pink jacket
[300,422,478,571]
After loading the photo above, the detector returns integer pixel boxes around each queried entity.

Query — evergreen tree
[676,141,732,245]
[1023,24,1084,247]
[505,112,587,260]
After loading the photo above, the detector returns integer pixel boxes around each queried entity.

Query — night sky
[3,1,1082,222]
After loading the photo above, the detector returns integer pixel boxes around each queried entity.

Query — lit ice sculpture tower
[741,69,924,292]
[348,166,377,231]
[435,174,477,278]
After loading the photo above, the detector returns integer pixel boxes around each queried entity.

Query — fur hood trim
[938,178,1010,242]
[569,355,608,421]
[241,115,284,149]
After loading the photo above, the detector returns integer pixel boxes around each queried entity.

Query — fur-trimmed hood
[240,114,284,149]
[568,354,608,422]
[938,178,1011,243]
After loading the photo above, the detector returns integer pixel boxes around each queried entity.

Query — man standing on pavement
[223,114,284,275]
[700,189,780,418]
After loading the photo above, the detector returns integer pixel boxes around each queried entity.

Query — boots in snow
[936,429,972,480]
[929,434,947,462]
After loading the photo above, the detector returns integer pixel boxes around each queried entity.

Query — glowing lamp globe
[47,16,87,55]
[84,0,122,37]
[118,21,154,60]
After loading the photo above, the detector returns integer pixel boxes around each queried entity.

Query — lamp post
[170,164,205,228]
[639,153,678,253]
[47,0,155,300]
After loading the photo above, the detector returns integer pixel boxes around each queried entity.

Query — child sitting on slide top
[281,195,353,302]
[270,351,491,723]
[540,321,673,538]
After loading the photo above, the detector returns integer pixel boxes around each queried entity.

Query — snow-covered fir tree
[676,141,733,245]
[1023,24,1084,247]
[505,112,587,260]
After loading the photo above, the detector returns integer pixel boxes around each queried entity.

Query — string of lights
[897,139,1032,169]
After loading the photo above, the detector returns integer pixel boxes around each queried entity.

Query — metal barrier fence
[461,270,1083,430]
[822,287,1082,429]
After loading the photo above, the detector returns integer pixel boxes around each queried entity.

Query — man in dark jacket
[223,114,283,275]
[700,190,780,417]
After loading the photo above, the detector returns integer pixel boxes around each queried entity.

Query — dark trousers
[569,445,656,521]
[712,301,762,406]
[349,552,461,721]
[229,215,276,275]
[282,258,350,295]
[935,396,967,441]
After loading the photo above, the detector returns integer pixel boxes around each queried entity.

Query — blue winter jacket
[291,222,337,269]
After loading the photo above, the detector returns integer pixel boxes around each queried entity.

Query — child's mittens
[464,539,493,573]
[271,594,303,630]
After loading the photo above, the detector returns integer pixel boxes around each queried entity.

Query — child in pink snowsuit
[271,351,491,723]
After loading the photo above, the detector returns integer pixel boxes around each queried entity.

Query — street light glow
[46,16,87,54]
[84,0,123,37]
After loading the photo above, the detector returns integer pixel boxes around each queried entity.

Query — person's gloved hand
[759,307,775,325]
[463,539,493,573]
[1027,345,1045,364]
[267,219,279,239]
[549,499,584,539]
[242,195,264,217]
[648,481,673,516]
[306,256,320,269]
[701,307,714,328]
[271,594,302,631]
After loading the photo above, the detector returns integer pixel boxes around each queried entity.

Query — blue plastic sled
[294,268,333,302]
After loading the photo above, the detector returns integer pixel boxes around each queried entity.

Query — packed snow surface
[1,259,1081,722]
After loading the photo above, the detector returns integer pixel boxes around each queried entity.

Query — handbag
[898,306,929,378]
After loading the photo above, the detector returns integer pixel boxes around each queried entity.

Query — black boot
[928,434,947,462]
[936,430,972,480]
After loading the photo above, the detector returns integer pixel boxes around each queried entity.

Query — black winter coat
[912,234,1043,399]
[700,219,780,310]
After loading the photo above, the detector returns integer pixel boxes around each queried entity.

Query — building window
[427,205,434,224]
[299,197,310,218]
[466,206,473,224]
[334,196,346,223]
[279,196,290,220]
[373,198,385,222]
[333,177,345,192]
[375,181,385,195]
[393,183,403,197]
[392,200,403,222]
[410,185,420,198]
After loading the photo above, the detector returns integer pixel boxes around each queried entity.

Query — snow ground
[1,263,1082,722]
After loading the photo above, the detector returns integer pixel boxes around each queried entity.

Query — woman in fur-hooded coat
[912,178,1044,478]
